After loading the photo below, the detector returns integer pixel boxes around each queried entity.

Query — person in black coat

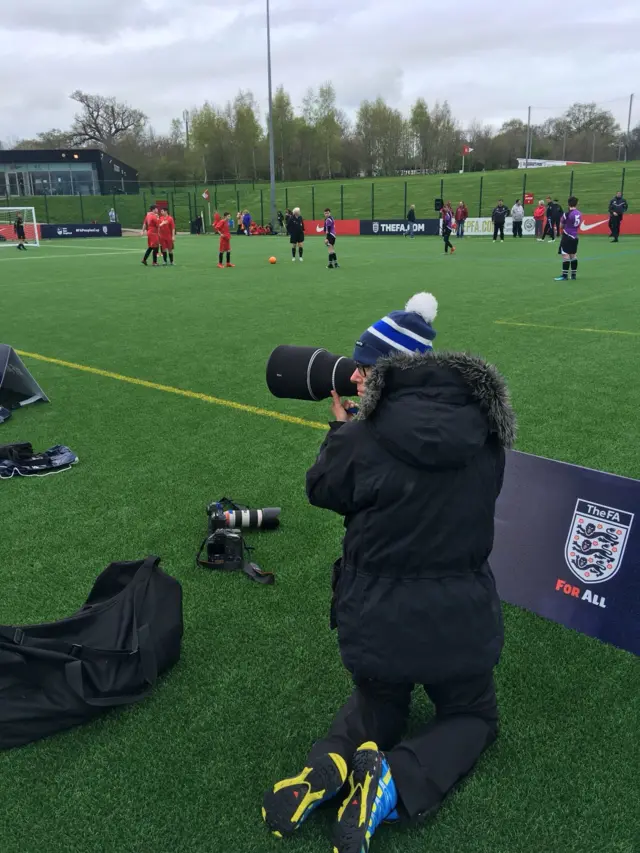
[405,203,417,238]
[491,199,509,241]
[263,292,516,853]
[289,206,305,261]
[552,198,564,236]
[608,191,628,242]
[543,196,556,240]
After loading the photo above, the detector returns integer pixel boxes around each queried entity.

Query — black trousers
[493,223,504,240]
[610,215,621,239]
[443,227,453,252]
[512,221,523,237]
[543,219,555,239]
[308,672,498,821]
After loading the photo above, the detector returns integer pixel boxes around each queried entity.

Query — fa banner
[491,451,639,655]
[360,219,441,236]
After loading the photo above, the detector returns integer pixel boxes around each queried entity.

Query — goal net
[0,207,40,247]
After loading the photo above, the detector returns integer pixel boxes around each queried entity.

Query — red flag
[462,145,474,156]
[202,189,211,202]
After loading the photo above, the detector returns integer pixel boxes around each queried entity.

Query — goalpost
[0,207,40,248]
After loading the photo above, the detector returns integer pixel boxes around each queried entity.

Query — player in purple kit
[555,196,581,281]
[322,208,339,268]
[442,202,456,254]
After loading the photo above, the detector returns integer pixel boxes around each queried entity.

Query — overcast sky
[1,0,638,144]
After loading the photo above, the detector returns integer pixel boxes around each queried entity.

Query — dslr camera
[196,498,280,584]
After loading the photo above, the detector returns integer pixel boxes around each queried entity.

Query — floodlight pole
[525,106,531,168]
[183,110,190,150]
[625,93,634,163]
[266,0,277,231]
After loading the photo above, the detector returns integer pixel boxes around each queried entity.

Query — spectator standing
[242,210,252,235]
[543,196,555,241]
[552,199,564,238]
[533,200,546,241]
[511,199,524,238]
[405,204,417,238]
[608,191,628,242]
[455,201,469,237]
[108,207,117,223]
[491,199,509,242]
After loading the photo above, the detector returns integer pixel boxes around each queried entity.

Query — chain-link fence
[1,166,633,233]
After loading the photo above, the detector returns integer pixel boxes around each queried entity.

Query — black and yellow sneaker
[332,742,398,853]
[262,752,348,839]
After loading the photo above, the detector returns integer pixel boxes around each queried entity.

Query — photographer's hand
[331,391,355,423]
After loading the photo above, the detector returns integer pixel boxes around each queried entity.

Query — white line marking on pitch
[40,243,143,251]
[0,249,141,266]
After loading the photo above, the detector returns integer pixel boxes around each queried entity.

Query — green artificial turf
[0,233,639,853]
[13,159,638,231]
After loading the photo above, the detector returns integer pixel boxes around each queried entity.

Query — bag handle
[0,627,141,660]
[64,623,158,708]
[0,556,163,659]
[65,576,159,707]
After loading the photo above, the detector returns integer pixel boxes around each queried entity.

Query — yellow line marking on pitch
[16,350,328,431]
[495,320,640,337]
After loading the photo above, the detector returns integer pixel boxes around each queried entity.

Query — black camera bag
[0,556,183,750]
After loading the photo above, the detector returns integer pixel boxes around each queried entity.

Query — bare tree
[70,91,147,148]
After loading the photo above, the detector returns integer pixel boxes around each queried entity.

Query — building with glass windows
[0,149,139,197]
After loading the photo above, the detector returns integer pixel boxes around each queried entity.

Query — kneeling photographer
[263,293,516,852]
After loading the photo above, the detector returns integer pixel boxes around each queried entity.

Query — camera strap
[195,538,275,585]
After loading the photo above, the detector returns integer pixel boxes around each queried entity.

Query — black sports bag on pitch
[0,556,183,750]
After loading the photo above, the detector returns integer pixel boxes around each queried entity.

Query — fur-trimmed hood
[357,350,516,458]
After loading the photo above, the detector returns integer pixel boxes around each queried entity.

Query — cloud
[0,0,638,143]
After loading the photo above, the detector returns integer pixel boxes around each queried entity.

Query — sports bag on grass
[0,556,183,750]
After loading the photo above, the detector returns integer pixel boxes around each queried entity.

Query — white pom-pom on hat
[405,292,438,324]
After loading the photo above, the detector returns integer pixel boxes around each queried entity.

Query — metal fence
[1,167,631,232]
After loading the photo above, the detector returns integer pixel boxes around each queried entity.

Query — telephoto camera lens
[266,345,357,401]
[224,508,281,530]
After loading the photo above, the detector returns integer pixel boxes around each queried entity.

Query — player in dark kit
[289,207,305,261]
[322,209,339,268]
[14,213,27,250]
[441,203,456,254]
[555,197,582,281]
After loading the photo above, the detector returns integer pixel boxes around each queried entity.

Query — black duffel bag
[0,555,183,750]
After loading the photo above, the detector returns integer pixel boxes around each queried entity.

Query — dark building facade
[0,149,139,197]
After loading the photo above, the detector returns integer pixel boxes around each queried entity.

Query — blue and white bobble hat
[353,292,438,366]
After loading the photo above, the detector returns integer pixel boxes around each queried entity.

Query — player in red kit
[214,211,234,268]
[158,208,176,266]
[141,205,160,266]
